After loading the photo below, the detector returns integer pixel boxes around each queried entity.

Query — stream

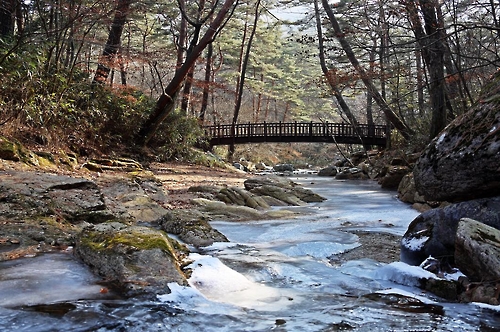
[1,175,499,331]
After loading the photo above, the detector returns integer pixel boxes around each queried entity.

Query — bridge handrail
[203,121,387,139]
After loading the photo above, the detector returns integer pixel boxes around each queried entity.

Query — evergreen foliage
[1,0,499,161]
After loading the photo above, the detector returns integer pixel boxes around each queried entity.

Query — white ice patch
[401,235,429,251]
[281,241,360,259]
[158,283,236,315]
[185,253,297,311]
[372,261,440,287]
[436,132,447,145]
[472,302,500,312]
[0,253,106,307]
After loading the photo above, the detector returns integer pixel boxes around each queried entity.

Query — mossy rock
[159,210,228,247]
[74,222,188,297]
[0,136,39,165]
[0,136,20,161]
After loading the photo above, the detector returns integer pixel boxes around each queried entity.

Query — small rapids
[1,176,499,331]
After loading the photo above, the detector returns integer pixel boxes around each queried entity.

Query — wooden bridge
[204,122,389,147]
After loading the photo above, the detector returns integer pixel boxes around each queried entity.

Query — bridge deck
[204,122,388,147]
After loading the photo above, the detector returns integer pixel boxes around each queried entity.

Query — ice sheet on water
[158,283,238,315]
[211,218,360,247]
[281,240,360,259]
[339,259,385,279]
[0,253,106,307]
[291,176,420,236]
[372,261,439,287]
[184,253,298,311]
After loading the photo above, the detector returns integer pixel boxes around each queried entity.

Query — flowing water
[1,175,499,331]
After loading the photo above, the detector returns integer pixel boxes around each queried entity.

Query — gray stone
[159,209,228,247]
[244,176,325,205]
[74,223,187,298]
[397,173,426,204]
[378,166,410,189]
[0,170,111,223]
[318,166,337,177]
[273,164,294,172]
[455,218,500,283]
[413,85,500,202]
[400,197,500,266]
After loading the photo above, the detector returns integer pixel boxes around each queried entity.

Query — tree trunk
[421,0,447,138]
[314,0,358,128]
[233,0,260,126]
[321,0,412,140]
[136,0,237,146]
[415,48,425,116]
[93,0,132,84]
[404,0,447,139]
[199,43,213,123]
[229,0,260,162]
[181,66,195,115]
[0,0,14,37]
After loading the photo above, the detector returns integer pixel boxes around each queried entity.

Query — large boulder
[318,165,338,177]
[378,165,410,189]
[158,209,228,247]
[0,170,113,224]
[455,218,500,283]
[413,74,500,202]
[97,175,169,223]
[400,197,500,266]
[244,176,325,205]
[74,222,188,298]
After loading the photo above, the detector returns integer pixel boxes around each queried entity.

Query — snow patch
[183,253,297,310]
[401,235,429,251]
[436,132,447,145]
[372,261,439,287]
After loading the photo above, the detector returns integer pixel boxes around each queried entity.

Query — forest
[0,0,499,163]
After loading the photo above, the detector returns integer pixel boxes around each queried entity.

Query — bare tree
[136,0,239,146]
[93,0,132,84]
[404,0,447,139]
[313,0,358,128]
[321,0,413,140]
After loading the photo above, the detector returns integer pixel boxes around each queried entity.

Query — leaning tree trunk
[93,0,132,84]
[199,43,213,123]
[404,0,447,139]
[0,0,14,37]
[321,0,413,141]
[314,0,359,129]
[229,0,260,162]
[136,0,237,146]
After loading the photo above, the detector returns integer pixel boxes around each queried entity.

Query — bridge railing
[204,121,387,140]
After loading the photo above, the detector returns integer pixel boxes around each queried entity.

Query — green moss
[0,136,20,161]
[80,228,177,257]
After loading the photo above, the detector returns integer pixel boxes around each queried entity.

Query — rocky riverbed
[0,154,333,297]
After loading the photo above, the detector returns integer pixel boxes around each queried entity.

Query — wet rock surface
[455,218,500,283]
[0,159,328,297]
[400,196,500,266]
[244,176,326,205]
[413,76,500,202]
[74,222,188,298]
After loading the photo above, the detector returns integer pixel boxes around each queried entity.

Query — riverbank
[0,157,403,266]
